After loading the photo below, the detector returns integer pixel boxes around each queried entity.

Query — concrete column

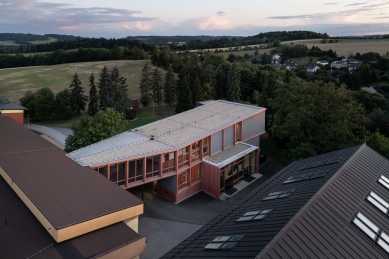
[159,154,163,177]
[143,157,146,182]
[125,160,129,188]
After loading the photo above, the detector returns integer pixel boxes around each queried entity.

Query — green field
[217,48,272,58]
[7,48,79,57]
[0,37,57,46]
[0,60,160,103]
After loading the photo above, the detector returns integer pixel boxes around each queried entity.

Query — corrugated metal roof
[0,116,142,229]
[161,145,363,259]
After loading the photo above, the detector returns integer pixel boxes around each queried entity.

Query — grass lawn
[33,117,79,128]
[260,133,288,166]
[0,60,160,103]
[217,48,272,58]
[121,105,176,132]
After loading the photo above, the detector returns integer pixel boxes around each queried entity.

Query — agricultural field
[217,48,272,58]
[0,37,57,46]
[0,60,159,103]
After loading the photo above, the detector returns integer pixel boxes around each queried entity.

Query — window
[263,189,295,200]
[283,169,329,184]
[236,208,273,222]
[191,141,200,162]
[379,175,389,190]
[96,166,107,178]
[299,156,343,171]
[204,235,245,250]
[366,191,389,215]
[177,170,189,191]
[178,146,189,169]
[352,212,379,240]
[146,155,160,178]
[203,137,210,157]
[352,211,389,254]
[235,122,241,142]
[128,159,143,184]
[190,164,201,183]
[162,152,175,174]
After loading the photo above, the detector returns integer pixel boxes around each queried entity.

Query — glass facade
[95,166,107,178]
[146,155,160,178]
[220,152,254,194]
[191,141,201,162]
[109,163,126,186]
[203,137,210,157]
[178,146,189,169]
[190,164,201,183]
[128,158,144,184]
[162,152,176,174]
[178,169,189,191]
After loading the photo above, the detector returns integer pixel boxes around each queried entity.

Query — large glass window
[146,155,160,179]
[96,166,107,178]
[178,170,189,191]
[178,146,189,169]
[162,152,176,174]
[191,141,201,162]
[203,137,210,158]
[109,163,126,186]
[190,164,201,183]
[235,122,241,142]
[110,164,117,183]
[128,159,144,184]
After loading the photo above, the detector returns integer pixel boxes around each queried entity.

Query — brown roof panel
[0,176,142,259]
[0,148,142,228]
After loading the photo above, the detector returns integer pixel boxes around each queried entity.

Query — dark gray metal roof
[0,97,26,110]
[161,145,365,259]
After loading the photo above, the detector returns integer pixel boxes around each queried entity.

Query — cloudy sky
[1,0,389,37]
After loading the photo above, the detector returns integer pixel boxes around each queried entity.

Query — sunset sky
[1,0,389,37]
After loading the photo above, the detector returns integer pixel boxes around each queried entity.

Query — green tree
[201,83,213,100]
[367,132,389,158]
[20,91,36,118]
[251,90,260,104]
[140,93,152,107]
[88,73,99,116]
[359,64,372,85]
[34,87,54,120]
[192,76,202,104]
[139,62,152,95]
[227,61,241,102]
[98,66,110,110]
[175,73,193,113]
[269,79,367,162]
[163,64,176,105]
[151,67,163,106]
[69,73,87,114]
[53,89,73,120]
[65,108,125,152]
[107,66,129,113]
[367,108,389,137]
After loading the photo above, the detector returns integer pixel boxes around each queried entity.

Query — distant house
[362,86,378,94]
[248,54,260,63]
[304,64,320,73]
[272,54,281,63]
[285,60,298,70]
[0,97,26,125]
[129,99,140,112]
[349,62,362,72]
[316,60,329,66]
[331,61,348,69]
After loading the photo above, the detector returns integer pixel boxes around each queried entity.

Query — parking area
[128,156,283,259]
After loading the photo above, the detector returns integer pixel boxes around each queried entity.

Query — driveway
[129,156,284,259]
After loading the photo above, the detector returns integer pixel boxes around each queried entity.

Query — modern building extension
[161,144,389,258]
[68,101,266,203]
[0,116,146,259]
[0,96,26,125]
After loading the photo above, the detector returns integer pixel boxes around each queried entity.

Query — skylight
[236,208,274,222]
[366,191,389,215]
[204,235,245,250]
[299,156,343,171]
[263,189,295,200]
[378,175,389,190]
[352,212,389,254]
[283,170,329,184]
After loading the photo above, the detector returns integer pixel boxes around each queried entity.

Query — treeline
[0,33,49,42]
[0,47,148,69]
[127,35,231,44]
[18,38,154,53]
[170,31,327,50]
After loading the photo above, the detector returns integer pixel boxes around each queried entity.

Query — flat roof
[0,96,26,110]
[68,100,264,167]
[204,142,257,168]
[0,116,142,231]
[0,175,143,259]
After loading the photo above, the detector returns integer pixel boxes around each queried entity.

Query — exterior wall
[211,131,223,155]
[175,180,201,203]
[242,112,265,141]
[124,216,139,233]
[97,236,146,259]
[224,126,234,149]
[158,175,176,193]
[200,162,220,198]
[156,184,176,202]
[246,136,260,147]
[0,110,24,125]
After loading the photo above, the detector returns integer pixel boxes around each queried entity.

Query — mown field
[0,60,160,103]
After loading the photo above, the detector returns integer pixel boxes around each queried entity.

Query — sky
[1,0,389,38]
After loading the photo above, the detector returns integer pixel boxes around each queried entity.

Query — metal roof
[204,142,257,168]
[0,96,27,110]
[68,100,264,166]
[0,116,142,229]
[161,144,389,259]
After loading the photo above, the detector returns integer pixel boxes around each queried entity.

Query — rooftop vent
[150,135,155,140]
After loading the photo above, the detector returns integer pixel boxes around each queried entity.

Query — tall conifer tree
[175,73,193,113]
[163,64,176,105]
[98,66,110,110]
[151,67,163,106]
[227,61,241,102]
[88,73,99,116]
[139,62,152,95]
[69,73,87,114]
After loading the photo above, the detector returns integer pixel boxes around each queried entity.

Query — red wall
[3,112,24,125]
[175,180,201,203]
[156,184,176,202]
[200,163,220,199]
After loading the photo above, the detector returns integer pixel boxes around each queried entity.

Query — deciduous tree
[53,89,73,120]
